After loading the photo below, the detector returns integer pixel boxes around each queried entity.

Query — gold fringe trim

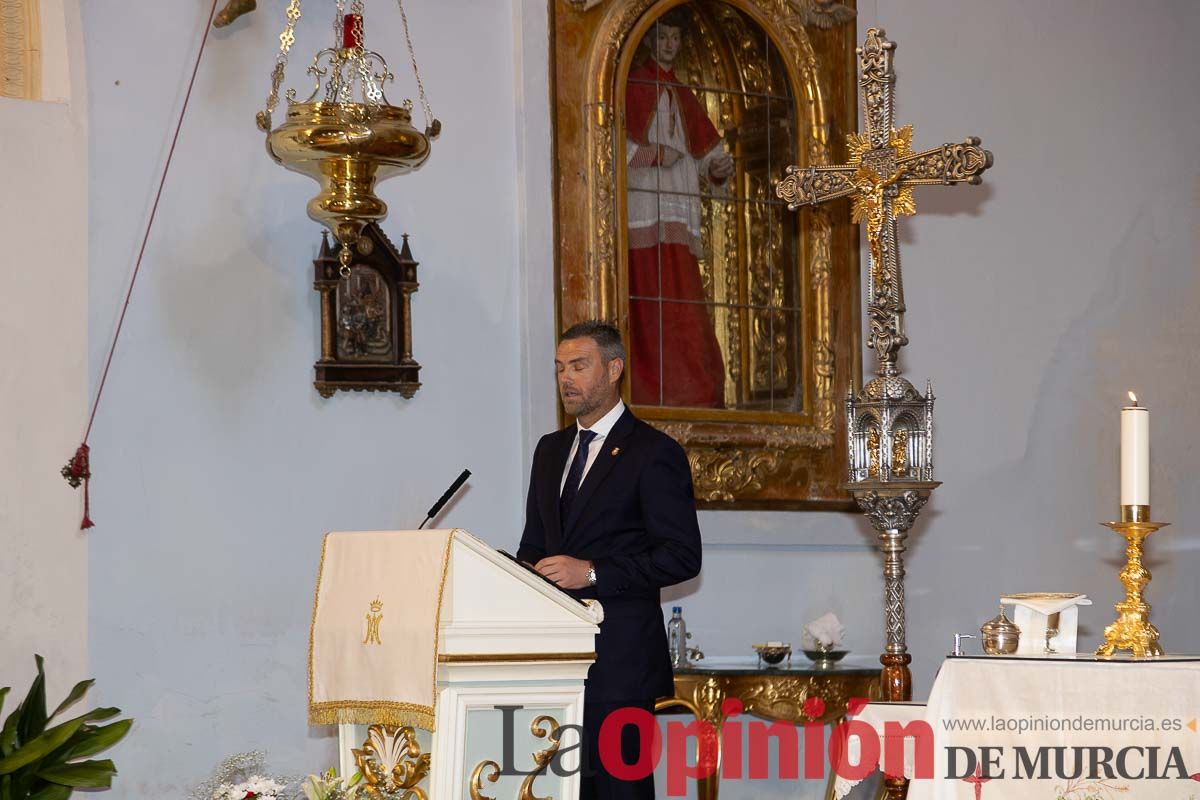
[428,531,455,719]
[306,533,331,716]
[309,700,435,731]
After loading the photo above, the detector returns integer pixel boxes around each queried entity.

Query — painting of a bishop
[625,9,732,408]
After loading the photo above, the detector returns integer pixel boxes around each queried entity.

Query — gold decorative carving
[867,426,880,478]
[353,724,432,800]
[468,715,563,800]
[669,668,881,800]
[554,0,861,508]
[793,0,855,29]
[468,759,500,800]
[586,101,615,318]
[519,715,563,800]
[676,670,881,727]
[654,419,835,503]
[0,0,41,101]
[891,427,909,477]
[687,447,783,503]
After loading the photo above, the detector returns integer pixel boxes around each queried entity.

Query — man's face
[556,337,621,420]
[653,23,682,67]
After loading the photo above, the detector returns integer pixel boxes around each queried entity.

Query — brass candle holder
[1095,504,1168,658]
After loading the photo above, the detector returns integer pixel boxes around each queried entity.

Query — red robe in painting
[625,59,727,408]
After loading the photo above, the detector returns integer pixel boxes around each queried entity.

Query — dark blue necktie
[560,429,597,522]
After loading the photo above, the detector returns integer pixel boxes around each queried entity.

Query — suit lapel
[544,426,576,554]
[563,409,636,538]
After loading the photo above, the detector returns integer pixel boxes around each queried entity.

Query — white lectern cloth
[309,530,454,730]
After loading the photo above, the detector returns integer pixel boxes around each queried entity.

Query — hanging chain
[350,0,382,107]
[333,0,346,49]
[350,0,366,51]
[395,0,438,135]
[257,0,303,132]
[341,3,365,279]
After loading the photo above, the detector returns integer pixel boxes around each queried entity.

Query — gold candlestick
[1095,504,1168,658]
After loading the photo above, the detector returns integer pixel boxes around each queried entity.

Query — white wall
[83,0,524,793]
[0,0,88,711]
[74,0,1200,798]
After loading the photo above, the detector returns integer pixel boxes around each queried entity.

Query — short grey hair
[560,320,626,364]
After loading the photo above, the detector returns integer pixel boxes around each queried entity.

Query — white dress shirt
[560,400,626,496]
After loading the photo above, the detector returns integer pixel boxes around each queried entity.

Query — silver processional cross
[776,32,993,777]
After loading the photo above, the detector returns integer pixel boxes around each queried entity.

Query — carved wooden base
[878,653,912,800]
[314,362,421,399]
[879,652,911,703]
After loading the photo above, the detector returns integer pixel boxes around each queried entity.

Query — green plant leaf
[0,718,85,775]
[63,707,119,724]
[27,783,71,800]
[37,759,117,788]
[15,704,124,769]
[16,656,48,745]
[0,708,18,757]
[48,680,93,722]
[53,718,132,762]
[0,688,9,721]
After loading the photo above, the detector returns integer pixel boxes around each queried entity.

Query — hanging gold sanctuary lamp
[257,0,440,277]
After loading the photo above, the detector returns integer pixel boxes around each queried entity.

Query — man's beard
[563,387,604,419]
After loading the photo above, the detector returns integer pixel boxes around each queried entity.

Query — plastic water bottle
[667,606,688,668]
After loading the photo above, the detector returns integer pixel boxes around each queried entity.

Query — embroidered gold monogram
[364,597,384,645]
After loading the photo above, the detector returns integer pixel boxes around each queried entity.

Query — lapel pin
[611,447,621,456]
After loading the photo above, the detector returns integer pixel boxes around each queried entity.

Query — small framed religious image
[552,0,862,508]
[312,223,421,398]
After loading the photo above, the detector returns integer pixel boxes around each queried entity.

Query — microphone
[418,469,471,530]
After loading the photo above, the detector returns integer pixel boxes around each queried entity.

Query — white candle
[1121,391,1149,506]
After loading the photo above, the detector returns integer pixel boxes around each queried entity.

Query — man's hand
[709,151,734,180]
[534,556,593,590]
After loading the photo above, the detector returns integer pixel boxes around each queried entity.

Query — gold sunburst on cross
[777,27,993,376]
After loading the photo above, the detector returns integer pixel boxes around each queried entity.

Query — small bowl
[752,643,792,665]
[803,648,849,667]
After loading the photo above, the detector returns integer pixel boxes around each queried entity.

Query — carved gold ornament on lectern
[353,724,431,800]
[469,715,563,800]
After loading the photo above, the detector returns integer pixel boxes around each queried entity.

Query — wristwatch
[586,563,597,587]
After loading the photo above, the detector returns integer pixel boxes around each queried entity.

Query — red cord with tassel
[60,445,93,530]
[62,0,220,530]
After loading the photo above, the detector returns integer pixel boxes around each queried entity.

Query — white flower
[212,775,285,800]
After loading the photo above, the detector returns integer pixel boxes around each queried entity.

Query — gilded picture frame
[552,0,862,508]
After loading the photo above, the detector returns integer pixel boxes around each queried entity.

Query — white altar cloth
[835,655,1200,799]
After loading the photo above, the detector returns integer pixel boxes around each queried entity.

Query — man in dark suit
[517,321,703,800]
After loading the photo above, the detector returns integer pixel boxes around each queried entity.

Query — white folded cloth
[803,612,845,649]
[1000,592,1091,615]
